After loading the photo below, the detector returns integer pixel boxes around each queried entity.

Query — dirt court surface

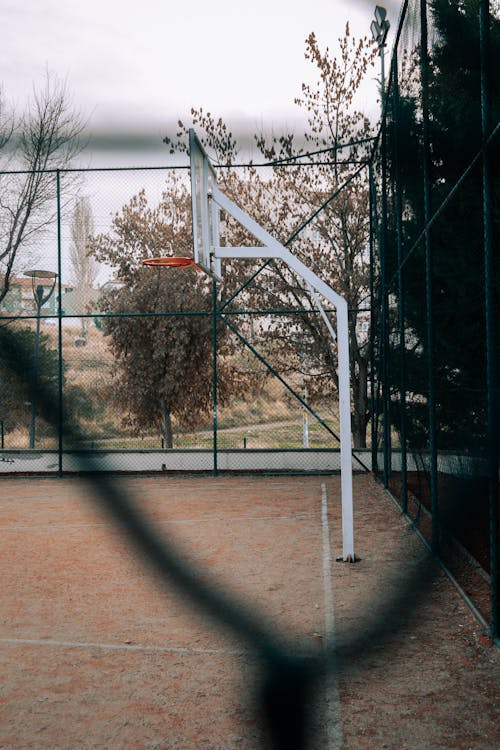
[0,473,498,749]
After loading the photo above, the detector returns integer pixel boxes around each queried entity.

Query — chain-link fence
[0,160,371,476]
[370,0,499,637]
[1,6,498,746]
[1,0,497,641]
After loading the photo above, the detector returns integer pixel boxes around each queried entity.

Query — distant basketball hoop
[142,256,199,269]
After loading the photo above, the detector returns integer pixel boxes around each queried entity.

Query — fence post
[380,80,391,488]
[420,0,439,553]
[57,169,64,478]
[391,50,408,514]
[479,0,499,641]
[368,162,379,476]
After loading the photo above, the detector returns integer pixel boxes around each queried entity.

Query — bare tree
[69,196,98,340]
[0,75,85,303]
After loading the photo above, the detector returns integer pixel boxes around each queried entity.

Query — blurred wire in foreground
[0,324,441,749]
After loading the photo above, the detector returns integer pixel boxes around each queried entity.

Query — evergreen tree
[387,0,500,451]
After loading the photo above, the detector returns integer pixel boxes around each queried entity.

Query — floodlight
[23,269,57,280]
[375,5,387,26]
[371,5,390,48]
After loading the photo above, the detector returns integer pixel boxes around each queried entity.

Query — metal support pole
[213,187,356,561]
[219,164,368,314]
[337,302,355,560]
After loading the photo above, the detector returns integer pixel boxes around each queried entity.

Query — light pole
[371,6,391,484]
[371,5,390,103]
[24,269,57,449]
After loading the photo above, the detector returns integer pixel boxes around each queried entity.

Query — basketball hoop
[142,256,199,269]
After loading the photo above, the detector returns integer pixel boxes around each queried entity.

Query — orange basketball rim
[141,256,200,269]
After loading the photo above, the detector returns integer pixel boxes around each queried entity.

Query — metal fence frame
[369,0,499,639]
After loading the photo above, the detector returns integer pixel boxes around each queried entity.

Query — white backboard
[189,129,222,279]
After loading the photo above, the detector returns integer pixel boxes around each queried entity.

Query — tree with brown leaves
[91,178,245,447]
[165,25,376,447]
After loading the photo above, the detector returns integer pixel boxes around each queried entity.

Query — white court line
[321,482,343,749]
[0,637,247,657]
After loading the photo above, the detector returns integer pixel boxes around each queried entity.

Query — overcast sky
[3,0,401,156]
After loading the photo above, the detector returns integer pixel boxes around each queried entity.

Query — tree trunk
[352,409,369,450]
[351,358,369,449]
[161,399,173,449]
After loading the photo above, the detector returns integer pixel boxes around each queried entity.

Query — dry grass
[3,322,341,450]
